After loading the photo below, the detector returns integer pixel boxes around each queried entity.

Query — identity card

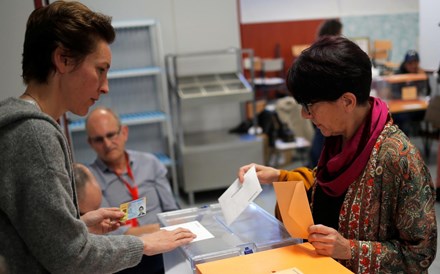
[119,197,147,221]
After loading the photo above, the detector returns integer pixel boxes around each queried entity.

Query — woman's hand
[140,228,196,256]
[238,163,280,184]
[308,224,351,259]
[81,207,125,235]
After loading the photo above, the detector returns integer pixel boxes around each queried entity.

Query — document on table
[218,165,262,226]
[273,267,304,274]
[161,221,214,242]
[273,181,314,239]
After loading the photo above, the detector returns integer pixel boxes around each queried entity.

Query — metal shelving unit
[166,48,263,205]
[67,20,178,194]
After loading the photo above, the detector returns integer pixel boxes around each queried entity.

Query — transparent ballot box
[372,73,428,100]
[158,202,300,274]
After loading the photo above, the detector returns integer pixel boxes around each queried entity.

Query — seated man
[85,107,179,236]
[74,163,102,215]
[0,255,9,274]
[73,162,166,274]
[74,162,160,233]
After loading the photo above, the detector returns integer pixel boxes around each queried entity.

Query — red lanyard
[115,154,139,227]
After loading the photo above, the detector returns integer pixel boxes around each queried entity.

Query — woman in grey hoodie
[0,1,195,273]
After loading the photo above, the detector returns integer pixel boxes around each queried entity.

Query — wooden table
[372,74,428,100]
[381,73,428,84]
[386,99,435,159]
[387,99,428,114]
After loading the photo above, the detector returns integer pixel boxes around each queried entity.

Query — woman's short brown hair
[22,0,115,84]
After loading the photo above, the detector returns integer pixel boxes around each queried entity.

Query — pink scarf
[316,97,389,197]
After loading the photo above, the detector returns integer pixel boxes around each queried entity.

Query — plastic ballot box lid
[157,202,300,272]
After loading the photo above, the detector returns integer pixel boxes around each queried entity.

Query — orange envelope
[273,181,314,239]
[196,243,354,274]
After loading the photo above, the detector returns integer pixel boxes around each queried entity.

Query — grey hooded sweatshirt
[0,97,143,273]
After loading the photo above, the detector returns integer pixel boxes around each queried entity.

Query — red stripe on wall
[240,19,325,71]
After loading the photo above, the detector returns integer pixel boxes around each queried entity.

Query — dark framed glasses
[89,128,121,144]
[300,102,314,115]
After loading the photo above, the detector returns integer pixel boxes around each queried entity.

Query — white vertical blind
[419,0,440,71]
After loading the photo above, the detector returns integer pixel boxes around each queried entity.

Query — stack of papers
[161,221,214,242]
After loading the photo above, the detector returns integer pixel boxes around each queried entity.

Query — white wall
[79,0,178,55]
[172,0,240,53]
[0,1,34,101]
[239,0,418,24]
[0,0,240,102]
[419,0,440,71]
[62,0,241,55]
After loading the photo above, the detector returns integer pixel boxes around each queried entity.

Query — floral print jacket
[279,121,437,273]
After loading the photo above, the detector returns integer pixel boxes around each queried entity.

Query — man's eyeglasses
[300,102,314,115]
[89,128,121,144]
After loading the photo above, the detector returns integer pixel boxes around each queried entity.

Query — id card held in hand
[119,197,146,221]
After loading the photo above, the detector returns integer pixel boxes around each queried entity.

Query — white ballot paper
[218,165,262,225]
[161,220,214,242]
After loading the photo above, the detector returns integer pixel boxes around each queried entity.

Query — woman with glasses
[0,1,194,273]
[308,19,344,169]
[239,36,436,273]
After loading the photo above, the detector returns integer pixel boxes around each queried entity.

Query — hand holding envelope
[218,165,262,226]
[273,181,314,239]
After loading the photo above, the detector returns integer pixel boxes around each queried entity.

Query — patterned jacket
[279,121,437,273]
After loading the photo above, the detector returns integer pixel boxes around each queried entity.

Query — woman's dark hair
[286,36,372,105]
[22,0,115,84]
[318,19,343,37]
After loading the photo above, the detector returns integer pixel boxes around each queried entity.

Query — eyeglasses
[89,128,121,144]
[300,102,314,115]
